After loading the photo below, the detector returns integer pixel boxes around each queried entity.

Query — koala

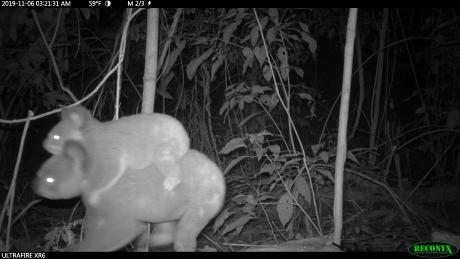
[35,140,225,251]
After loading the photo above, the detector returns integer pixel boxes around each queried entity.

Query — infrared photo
[0,7,459,254]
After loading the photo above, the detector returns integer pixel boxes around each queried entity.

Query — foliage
[42,219,83,251]
[2,8,460,251]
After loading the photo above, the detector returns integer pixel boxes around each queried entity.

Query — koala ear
[61,106,93,129]
[63,140,90,174]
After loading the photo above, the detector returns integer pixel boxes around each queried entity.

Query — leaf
[213,208,235,233]
[259,94,277,108]
[211,54,225,82]
[403,90,419,102]
[262,65,273,82]
[317,169,334,182]
[222,214,255,236]
[219,101,229,116]
[284,158,301,167]
[253,134,265,144]
[277,192,294,227]
[288,34,300,41]
[300,32,317,55]
[295,176,312,207]
[277,47,289,80]
[238,95,253,110]
[251,85,271,95]
[346,151,359,165]
[354,226,360,234]
[319,151,329,163]
[299,22,310,33]
[292,66,304,78]
[238,112,262,128]
[223,156,249,175]
[232,194,247,204]
[193,37,209,45]
[256,130,274,137]
[268,145,280,158]
[254,146,266,161]
[220,137,246,154]
[156,86,173,99]
[79,8,90,20]
[257,162,281,176]
[277,47,288,64]
[268,8,279,23]
[242,195,257,213]
[186,48,214,80]
[229,98,236,111]
[266,25,281,45]
[224,8,237,19]
[223,20,241,43]
[284,178,294,190]
[258,194,274,202]
[254,46,267,66]
[242,47,254,75]
[250,26,259,47]
[260,16,269,30]
[161,40,185,76]
[415,106,425,115]
[242,47,252,58]
[268,8,278,18]
[244,95,254,103]
[237,97,244,110]
[297,92,313,101]
[247,130,273,145]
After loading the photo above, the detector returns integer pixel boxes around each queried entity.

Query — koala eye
[52,135,60,140]
[46,177,55,183]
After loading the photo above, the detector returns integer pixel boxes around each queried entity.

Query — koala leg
[173,207,214,252]
[67,212,144,251]
[135,222,176,251]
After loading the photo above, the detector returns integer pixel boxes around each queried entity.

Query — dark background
[0,8,459,252]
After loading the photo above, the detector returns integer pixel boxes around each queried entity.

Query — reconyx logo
[408,241,458,258]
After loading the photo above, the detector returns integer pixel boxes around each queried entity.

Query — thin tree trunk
[369,8,389,165]
[333,8,358,246]
[142,9,159,114]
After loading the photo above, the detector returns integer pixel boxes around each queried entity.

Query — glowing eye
[46,177,55,183]
[53,135,60,140]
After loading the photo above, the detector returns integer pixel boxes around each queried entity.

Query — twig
[31,10,77,103]
[0,111,33,249]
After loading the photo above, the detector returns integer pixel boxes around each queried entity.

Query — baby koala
[43,105,190,204]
